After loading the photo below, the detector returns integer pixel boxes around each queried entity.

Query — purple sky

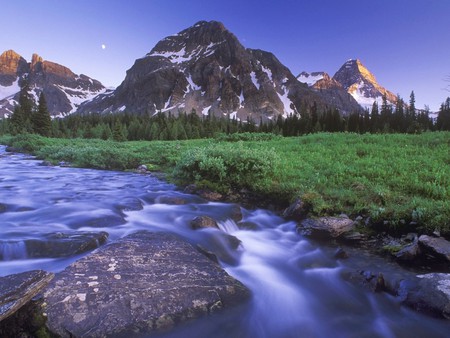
[2,0,449,111]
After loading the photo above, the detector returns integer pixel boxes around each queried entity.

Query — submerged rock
[0,270,54,322]
[43,231,250,337]
[298,216,355,239]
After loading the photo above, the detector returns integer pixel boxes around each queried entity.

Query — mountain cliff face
[78,21,344,121]
[332,59,397,110]
[297,71,363,115]
[0,50,106,117]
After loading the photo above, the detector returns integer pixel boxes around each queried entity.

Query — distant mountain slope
[297,71,363,115]
[0,50,106,117]
[78,21,356,121]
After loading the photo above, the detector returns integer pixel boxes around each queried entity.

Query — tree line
[1,84,449,141]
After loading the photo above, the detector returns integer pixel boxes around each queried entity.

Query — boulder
[229,204,243,223]
[398,273,450,319]
[0,270,54,322]
[190,215,219,230]
[43,231,250,337]
[418,235,450,262]
[395,240,421,261]
[282,198,308,220]
[298,216,355,239]
[24,231,109,258]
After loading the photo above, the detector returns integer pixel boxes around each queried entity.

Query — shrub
[173,142,278,192]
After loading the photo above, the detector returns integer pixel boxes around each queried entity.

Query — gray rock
[398,273,450,319]
[396,240,421,261]
[341,270,386,293]
[282,198,308,220]
[137,164,148,173]
[24,231,109,259]
[43,231,249,337]
[418,235,450,262]
[190,215,219,230]
[298,216,355,239]
[0,270,54,322]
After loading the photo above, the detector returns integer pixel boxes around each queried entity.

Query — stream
[1,145,449,338]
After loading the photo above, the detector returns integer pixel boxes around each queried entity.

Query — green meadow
[1,132,449,235]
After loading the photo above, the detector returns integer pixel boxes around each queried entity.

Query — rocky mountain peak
[0,50,106,118]
[333,59,377,90]
[0,50,28,85]
[333,59,397,110]
[31,53,43,69]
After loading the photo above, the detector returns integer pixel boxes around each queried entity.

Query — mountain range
[1,21,399,120]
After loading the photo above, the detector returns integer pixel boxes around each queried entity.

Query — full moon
[101,44,106,50]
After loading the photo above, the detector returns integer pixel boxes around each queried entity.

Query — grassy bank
[1,132,449,235]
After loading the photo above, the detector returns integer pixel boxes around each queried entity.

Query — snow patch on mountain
[57,84,108,113]
[0,79,20,100]
[297,72,324,86]
[277,87,295,117]
[250,71,260,90]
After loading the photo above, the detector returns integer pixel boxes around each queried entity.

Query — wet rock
[396,240,421,261]
[237,221,260,231]
[342,270,386,293]
[25,231,109,258]
[0,270,54,322]
[198,189,223,201]
[43,231,249,337]
[282,198,308,220]
[38,160,53,166]
[190,215,219,230]
[398,273,450,319]
[115,197,144,211]
[418,235,450,262]
[229,204,243,223]
[298,216,355,239]
[137,164,148,173]
[334,247,349,259]
[156,194,206,205]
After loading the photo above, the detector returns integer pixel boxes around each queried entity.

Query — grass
[1,132,449,235]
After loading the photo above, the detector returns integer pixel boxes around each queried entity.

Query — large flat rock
[43,231,250,337]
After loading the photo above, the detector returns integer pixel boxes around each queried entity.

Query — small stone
[190,216,219,230]
[334,247,349,259]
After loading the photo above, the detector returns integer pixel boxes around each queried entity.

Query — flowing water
[1,145,449,337]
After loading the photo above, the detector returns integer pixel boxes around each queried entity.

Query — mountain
[297,71,363,115]
[332,59,397,110]
[0,50,107,118]
[78,21,357,120]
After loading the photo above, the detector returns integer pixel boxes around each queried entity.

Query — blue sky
[2,0,449,110]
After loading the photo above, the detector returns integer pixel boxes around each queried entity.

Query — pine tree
[33,92,52,136]
[9,105,26,134]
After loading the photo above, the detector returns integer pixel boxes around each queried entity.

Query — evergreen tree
[436,97,450,131]
[9,105,26,134]
[32,92,52,136]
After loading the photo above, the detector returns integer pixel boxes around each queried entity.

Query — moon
[101,44,106,50]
